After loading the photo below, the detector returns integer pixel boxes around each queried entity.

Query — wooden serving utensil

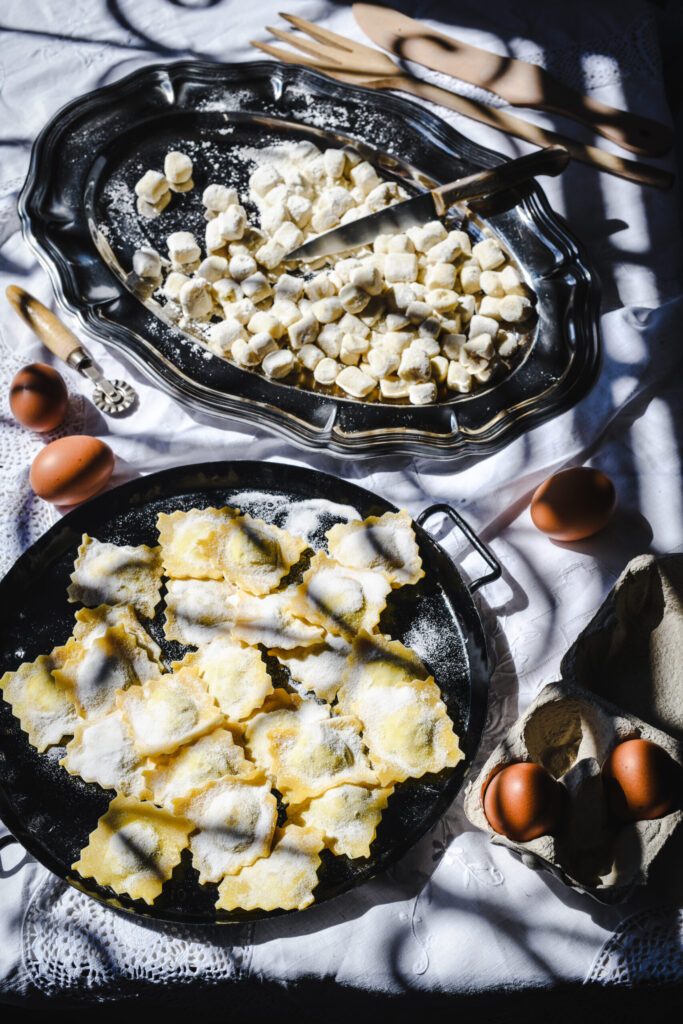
[353,3,673,158]
[252,16,673,190]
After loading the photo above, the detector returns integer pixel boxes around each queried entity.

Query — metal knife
[287,145,569,262]
[353,3,673,158]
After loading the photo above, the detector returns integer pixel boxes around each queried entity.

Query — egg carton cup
[463,679,682,903]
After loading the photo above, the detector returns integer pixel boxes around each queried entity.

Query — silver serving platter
[19,60,600,459]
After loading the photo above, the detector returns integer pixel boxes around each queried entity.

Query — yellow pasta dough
[270,632,351,702]
[67,534,163,618]
[292,783,394,859]
[142,727,258,809]
[268,716,377,804]
[117,667,223,756]
[207,514,308,595]
[172,636,273,721]
[163,578,238,646]
[181,775,278,884]
[54,624,161,719]
[61,709,148,797]
[336,632,429,713]
[73,604,163,666]
[228,588,324,649]
[215,825,324,912]
[351,679,464,785]
[0,646,78,752]
[326,509,424,588]
[156,506,239,580]
[288,552,391,638]
[243,688,331,773]
[72,794,193,904]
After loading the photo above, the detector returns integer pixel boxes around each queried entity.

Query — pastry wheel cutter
[6,286,137,415]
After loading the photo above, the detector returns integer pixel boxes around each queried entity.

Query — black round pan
[0,462,499,923]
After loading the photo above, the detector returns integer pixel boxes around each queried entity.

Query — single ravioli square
[270,632,351,703]
[326,509,424,587]
[73,604,163,666]
[117,667,223,756]
[181,775,277,884]
[353,679,464,785]
[215,824,324,912]
[61,709,148,797]
[54,624,161,719]
[67,535,163,618]
[268,716,377,804]
[228,588,324,650]
[142,728,258,809]
[292,783,394,859]
[72,794,192,904]
[336,632,429,713]
[156,506,239,580]
[243,689,331,773]
[172,636,273,721]
[207,514,308,596]
[1,646,78,752]
[163,578,237,646]
[288,552,391,638]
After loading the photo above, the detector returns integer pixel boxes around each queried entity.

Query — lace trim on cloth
[21,873,254,1000]
[0,322,87,578]
[587,906,683,985]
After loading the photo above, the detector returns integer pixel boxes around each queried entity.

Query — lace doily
[0,321,87,578]
[587,907,683,984]
[21,872,253,1001]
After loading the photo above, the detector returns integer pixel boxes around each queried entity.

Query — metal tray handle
[416,503,502,594]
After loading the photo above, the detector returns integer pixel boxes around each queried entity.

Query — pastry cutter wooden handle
[6,286,136,415]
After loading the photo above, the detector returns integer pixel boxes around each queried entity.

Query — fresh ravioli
[143,728,257,809]
[268,716,377,804]
[270,632,351,702]
[157,506,239,580]
[0,646,78,752]
[326,509,424,587]
[61,709,148,797]
[207,513,308,595]
[228,588,324,649]
[181,775,277,884]
[163,578,237,646]
[288,552,391,637]
[117,667,223,757]
[72,794,193,904]
[54,625,161,719]
[292,784,394,859]
[215,824,324,912]
[67,535,163,618]
[172,636,273,721]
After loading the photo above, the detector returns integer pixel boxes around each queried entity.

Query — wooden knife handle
[433,146,569,212]
[6,285,84,364]
[386,76,673,190]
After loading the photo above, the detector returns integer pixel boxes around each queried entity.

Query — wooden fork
[250,14,672,190]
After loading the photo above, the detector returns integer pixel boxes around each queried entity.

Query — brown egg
[29,435,114,506]
[530,467,616,542]
[602,738,682,823]
[483,762,565,842]
[10,362,69,432]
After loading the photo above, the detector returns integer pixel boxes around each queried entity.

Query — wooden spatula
[353,3,673,157]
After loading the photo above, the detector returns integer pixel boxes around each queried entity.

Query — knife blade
[287,145,569,262]
[353,3,673,158]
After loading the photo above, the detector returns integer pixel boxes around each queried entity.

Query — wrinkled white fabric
[0,0,681,1005]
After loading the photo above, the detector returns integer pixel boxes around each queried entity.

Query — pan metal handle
[416,503,502,594]
[0,833,19,852]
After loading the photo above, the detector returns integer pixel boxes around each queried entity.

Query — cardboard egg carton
[464,554,683,903]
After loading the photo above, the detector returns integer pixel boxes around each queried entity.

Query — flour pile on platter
[132,143,534,403]
[0,507,463,912]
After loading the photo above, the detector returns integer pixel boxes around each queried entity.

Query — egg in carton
[464,552,683,903]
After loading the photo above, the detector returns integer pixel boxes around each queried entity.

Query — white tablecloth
[1,0,682,1005]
